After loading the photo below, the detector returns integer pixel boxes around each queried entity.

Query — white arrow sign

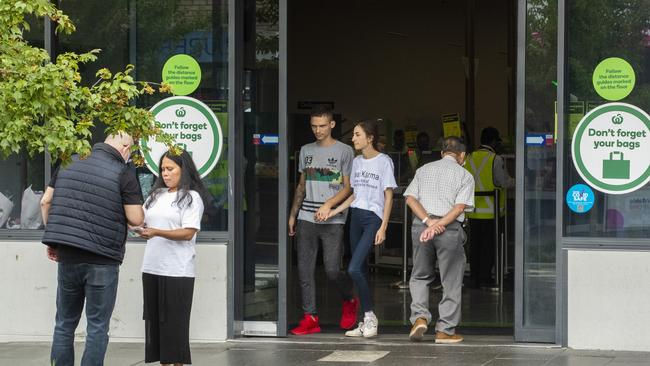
[525,135,545,145]
[261,135,279,144]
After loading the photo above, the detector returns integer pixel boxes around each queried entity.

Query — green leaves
[0,0,175,165]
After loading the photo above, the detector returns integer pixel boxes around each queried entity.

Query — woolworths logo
[572,102,650,195]
[142,96,223,178]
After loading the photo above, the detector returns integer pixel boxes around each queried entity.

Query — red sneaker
[340,297,359,329]
[290,314,321,335]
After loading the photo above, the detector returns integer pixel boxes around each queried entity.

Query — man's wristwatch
[421,214,435,225]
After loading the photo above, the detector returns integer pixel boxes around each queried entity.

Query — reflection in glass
[523,0,557,328]
[58,0,230,231]
[564,0,650,238]
[138,0,230,232]
[0,153,45,230]
[243,0,280,321]
[0,15,46,231]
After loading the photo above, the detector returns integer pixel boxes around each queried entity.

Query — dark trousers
[469,217,503,287]
[348,208,382,313]
[142,273,194,365]
[51,263,119,366]
[296,220,354,314]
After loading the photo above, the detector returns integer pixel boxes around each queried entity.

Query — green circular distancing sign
[162,54,202,96]
[572,102,650,195]
[592,57,635,101]
[142,96,223,178]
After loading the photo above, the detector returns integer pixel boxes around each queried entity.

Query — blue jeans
[348,208,382,313]
[51,262,119,366]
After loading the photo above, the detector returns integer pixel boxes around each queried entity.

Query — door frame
[514,0,561,344]
[228,0,562,341]
[228,0,288,338]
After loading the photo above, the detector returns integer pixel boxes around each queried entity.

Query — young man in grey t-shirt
[288,107,358,335]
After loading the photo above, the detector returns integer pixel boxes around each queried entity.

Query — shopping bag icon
[602,151,630,179]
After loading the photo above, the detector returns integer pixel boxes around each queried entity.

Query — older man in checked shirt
[403,136,475,344]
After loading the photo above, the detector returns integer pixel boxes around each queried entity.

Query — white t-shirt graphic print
[350,153,397,219]
[141,189,203,278]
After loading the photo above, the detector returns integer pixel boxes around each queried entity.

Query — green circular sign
[162,54,202,96]
[142,96,223,178]
[572,103,650,195]
[592,57,635,101]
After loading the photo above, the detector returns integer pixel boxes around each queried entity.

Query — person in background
[41,133,144,366]
[388,129,409,184]
[287,106,358,335]
[325,120,396,338]
[408,131,431,173]
[465,127,514,288]
[138,150,207,366]
[404,136,474,343]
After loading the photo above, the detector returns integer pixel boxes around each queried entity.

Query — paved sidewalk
[2,334,650,365]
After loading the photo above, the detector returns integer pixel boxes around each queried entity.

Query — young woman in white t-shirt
[137,150,206,366]
[326,120,397,337]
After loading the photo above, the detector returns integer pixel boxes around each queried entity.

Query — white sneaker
[362,316,378,338]
[345,322,364,337]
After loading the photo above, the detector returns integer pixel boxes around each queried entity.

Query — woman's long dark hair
[356,119,380,151]
[145,150,210,209]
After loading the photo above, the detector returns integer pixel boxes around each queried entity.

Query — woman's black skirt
[142,272,195,365]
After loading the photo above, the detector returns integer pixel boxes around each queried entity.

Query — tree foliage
[566,0,650,108]
[0,0,177,165]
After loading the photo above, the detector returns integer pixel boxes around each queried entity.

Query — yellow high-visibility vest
[465,149,506,219]
[408,149,418,171]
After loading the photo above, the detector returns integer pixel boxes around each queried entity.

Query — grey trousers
[409,220,467,335]
[296,220,354,315]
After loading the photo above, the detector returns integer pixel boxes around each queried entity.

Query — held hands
[419,220,446,242]
[314,204,333,222]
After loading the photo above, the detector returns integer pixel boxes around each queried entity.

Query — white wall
[0,241,228,342]
[568,249,650,351]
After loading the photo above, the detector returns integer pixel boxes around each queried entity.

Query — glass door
[230,0,287,337]
[514,0,557,343]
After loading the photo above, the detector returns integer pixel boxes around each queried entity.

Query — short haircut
[441,136,466,154]
[310,105,334,121]
[105,132,133,146]
[480,126,501,145]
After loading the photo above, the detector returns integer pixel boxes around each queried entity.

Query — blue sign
[525,133,554,146]
[252,134,279,145]
[525,134,546,145]
[566,184,595,213]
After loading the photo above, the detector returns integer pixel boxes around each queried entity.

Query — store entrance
[286,0,517,334]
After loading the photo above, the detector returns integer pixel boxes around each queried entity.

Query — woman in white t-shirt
[326,120,397,338]
[137,150,206,366]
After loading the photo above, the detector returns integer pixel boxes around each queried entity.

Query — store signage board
[142,96,224,178]
[441,113,462,137]
[162,54,202,96]
[592,57,635,101]
[571,102,650,194]
[566,184,595,213]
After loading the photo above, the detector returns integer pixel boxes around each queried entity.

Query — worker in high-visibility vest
[407,131,431,176]
[465,127,514,288]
